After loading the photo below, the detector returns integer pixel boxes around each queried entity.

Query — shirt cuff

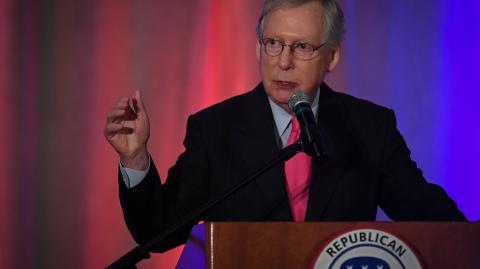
[119,155,151,188]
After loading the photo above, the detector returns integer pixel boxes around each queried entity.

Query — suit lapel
[226,83,353,221]
[230,84,293,221]
[305,84,354,221]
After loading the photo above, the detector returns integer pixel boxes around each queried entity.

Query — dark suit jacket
[119,83,466,252]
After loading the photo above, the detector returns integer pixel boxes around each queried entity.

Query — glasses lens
[263,39,282,56]
[293,43,314,59]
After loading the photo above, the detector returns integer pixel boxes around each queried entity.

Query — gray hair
[256,0,345,49]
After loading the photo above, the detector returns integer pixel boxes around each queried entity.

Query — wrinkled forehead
[262,2,326,42]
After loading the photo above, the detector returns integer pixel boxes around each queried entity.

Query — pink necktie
[284,116,312,222]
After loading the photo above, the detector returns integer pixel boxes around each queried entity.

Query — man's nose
[278,46,294,70]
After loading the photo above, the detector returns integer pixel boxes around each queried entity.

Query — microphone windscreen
[288,92,311,111]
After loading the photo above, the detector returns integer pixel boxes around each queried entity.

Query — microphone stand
[107,140,303,269]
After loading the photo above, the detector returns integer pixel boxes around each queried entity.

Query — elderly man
[104,0,466,252]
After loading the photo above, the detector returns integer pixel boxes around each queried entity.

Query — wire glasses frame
[259,38,326,60]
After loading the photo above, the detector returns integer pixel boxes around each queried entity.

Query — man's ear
[327,45,341,72]
[256,41,261,61]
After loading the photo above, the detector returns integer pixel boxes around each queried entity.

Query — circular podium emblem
[311,228,424,269]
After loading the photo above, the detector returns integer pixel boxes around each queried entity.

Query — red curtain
[0,0,262,267]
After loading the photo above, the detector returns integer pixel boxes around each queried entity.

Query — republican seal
[311,228,424,269]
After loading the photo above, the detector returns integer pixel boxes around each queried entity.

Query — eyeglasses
[260,38,326,60]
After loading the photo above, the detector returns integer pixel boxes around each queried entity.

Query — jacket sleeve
[377,109,467,221]
[118,114,211,252]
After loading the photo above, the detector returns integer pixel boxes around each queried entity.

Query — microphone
[288,92,327,159]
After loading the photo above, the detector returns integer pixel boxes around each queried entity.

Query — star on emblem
[362,266,368,269]
[377,266,383,269]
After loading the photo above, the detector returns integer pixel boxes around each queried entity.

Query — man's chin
[269,93,289,104]
[264,84,297,104]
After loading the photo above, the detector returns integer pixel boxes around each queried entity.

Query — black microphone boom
[288,92,327,160]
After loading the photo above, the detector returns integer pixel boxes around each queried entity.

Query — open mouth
[274,80,299,90]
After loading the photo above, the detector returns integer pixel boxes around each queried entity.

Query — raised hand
[104,90,150,170]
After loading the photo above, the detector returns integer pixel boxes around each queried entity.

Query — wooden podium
[178,222,480,269]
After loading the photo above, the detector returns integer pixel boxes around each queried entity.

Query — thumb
[132,90,147,114]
